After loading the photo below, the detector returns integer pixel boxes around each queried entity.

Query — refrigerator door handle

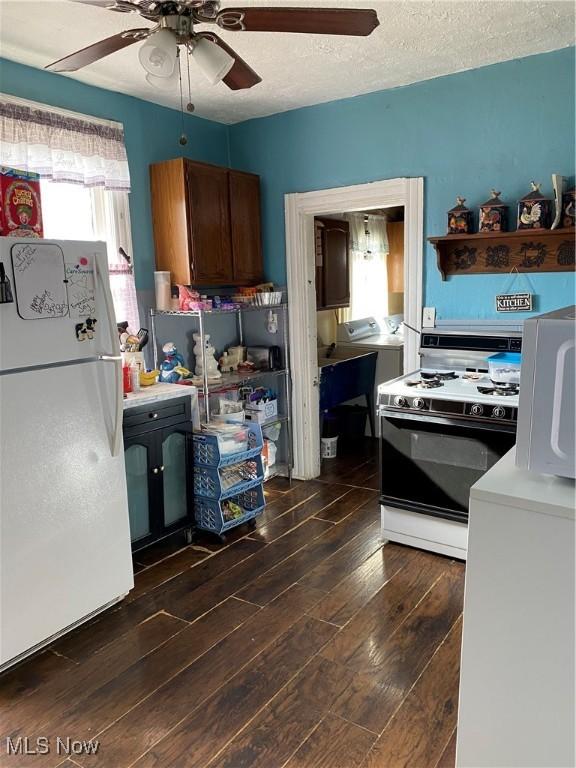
[94,256,123,458]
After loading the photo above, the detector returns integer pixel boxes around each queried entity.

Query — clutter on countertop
[123,380,199,414]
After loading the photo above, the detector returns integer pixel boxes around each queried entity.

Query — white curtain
[0,98,131,191]
[345,213,389,321]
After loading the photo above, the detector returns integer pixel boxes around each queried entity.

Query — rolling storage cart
[150,302,293,483]
[192,422,266,542]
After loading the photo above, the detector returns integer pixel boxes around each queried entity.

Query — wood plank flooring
[1,439,463,768]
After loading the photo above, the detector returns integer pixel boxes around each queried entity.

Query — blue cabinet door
[124,433,156,545]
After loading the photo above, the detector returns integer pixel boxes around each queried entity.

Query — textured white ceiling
[0,0,574,124]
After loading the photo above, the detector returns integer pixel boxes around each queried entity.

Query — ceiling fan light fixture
[138,28,177,78]
[191,37,234,85]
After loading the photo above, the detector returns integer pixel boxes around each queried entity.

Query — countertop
[470,447,575,521]
[337,333,404,349]
[123,382,198,410]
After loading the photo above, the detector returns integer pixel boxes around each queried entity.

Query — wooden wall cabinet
[150,158,263,286]
[315,217,350,310]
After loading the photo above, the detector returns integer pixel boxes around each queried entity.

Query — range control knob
[412,397,425,410]
[470,403,484,416]
[393,395,407,407]
[492,405,506,419]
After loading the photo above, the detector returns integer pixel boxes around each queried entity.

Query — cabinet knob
[150,412,159,419]
[160,465,165,472]
[152,467,159,474]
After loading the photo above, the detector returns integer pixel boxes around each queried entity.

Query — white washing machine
[336,317,404,437]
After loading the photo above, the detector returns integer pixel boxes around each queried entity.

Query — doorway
[285,177,424,480]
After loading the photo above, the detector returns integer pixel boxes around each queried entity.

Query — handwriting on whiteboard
[29,290,68,317]
[12,244,37,273]
[66,261,95,319]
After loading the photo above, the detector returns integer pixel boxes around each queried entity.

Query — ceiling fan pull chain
[177,50,188,146]
[186,47,195,113]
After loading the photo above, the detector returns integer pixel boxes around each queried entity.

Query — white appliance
[0,238,133,671]
[458,448,575,767]
[336,316,404,436]
[378,328,522,559]
[516,305,575,478]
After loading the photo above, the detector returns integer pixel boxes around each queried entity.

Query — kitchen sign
[496,292,533,312]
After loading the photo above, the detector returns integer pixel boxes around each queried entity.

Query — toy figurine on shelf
[159,341,190,383]
[219,345,245,373]
[193,333,222,380]
[447,197,473,234]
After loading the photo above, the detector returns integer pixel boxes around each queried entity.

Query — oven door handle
[379,409,517,434]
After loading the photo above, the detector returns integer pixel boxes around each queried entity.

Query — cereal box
[0,167,43,238]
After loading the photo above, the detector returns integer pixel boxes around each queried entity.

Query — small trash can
[321,411,339,459]
[321,436,338,459]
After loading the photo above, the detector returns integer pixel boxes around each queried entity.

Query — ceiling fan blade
[198,33,262,90]
[72,0,161,20]
[216,7,379,36]
[45,29,150,73]
[72,0,142,11]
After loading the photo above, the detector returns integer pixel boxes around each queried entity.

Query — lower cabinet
[123,398,193,552]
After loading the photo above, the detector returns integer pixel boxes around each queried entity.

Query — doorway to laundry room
[284,177,423,480]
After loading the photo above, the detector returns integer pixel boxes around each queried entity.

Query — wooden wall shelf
[428,228,575,280]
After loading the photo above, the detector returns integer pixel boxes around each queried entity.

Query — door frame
[285,177,424,480]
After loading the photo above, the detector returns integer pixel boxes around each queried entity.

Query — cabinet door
[150,158,191,284]
[386,221,404,293]
[186,161,233,285]
[124,433,158,547]
[229,170,263,283]
[160,427,192,529]
[320,218,350,309]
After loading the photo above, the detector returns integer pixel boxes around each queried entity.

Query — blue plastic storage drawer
[194,484,265,535]
[193,456,264,500]
[192,423,263,468]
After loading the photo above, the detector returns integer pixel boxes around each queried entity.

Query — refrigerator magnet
[75,318,97,341]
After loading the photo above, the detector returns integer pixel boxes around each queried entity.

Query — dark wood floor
[1,439,463,768]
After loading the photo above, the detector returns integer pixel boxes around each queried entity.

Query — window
[40,180,140,331]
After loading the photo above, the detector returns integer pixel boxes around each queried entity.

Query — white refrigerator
[0,237,134,670]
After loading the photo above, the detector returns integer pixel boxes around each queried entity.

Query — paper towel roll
[154,271,171,310]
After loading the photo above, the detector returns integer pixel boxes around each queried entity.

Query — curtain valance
[0,100,131,191]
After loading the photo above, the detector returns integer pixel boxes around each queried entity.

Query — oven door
[379,410,516,522]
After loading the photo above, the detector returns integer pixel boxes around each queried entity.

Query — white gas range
[378,327,522,560]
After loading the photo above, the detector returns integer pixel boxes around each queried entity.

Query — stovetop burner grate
[406,377,444,389]
[421,370,459,381]
[477,383,520,397]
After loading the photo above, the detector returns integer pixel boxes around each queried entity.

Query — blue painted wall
[229,47,575,320]
[0,58,230,290]
[2,49,574,319]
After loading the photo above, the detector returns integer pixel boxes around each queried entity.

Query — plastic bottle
[122,363,132,394]
[130,358,141,392]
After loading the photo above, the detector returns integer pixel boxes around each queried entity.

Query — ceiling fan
[46,1,379,92]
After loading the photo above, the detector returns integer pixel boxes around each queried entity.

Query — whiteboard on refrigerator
[10,242,68,320]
